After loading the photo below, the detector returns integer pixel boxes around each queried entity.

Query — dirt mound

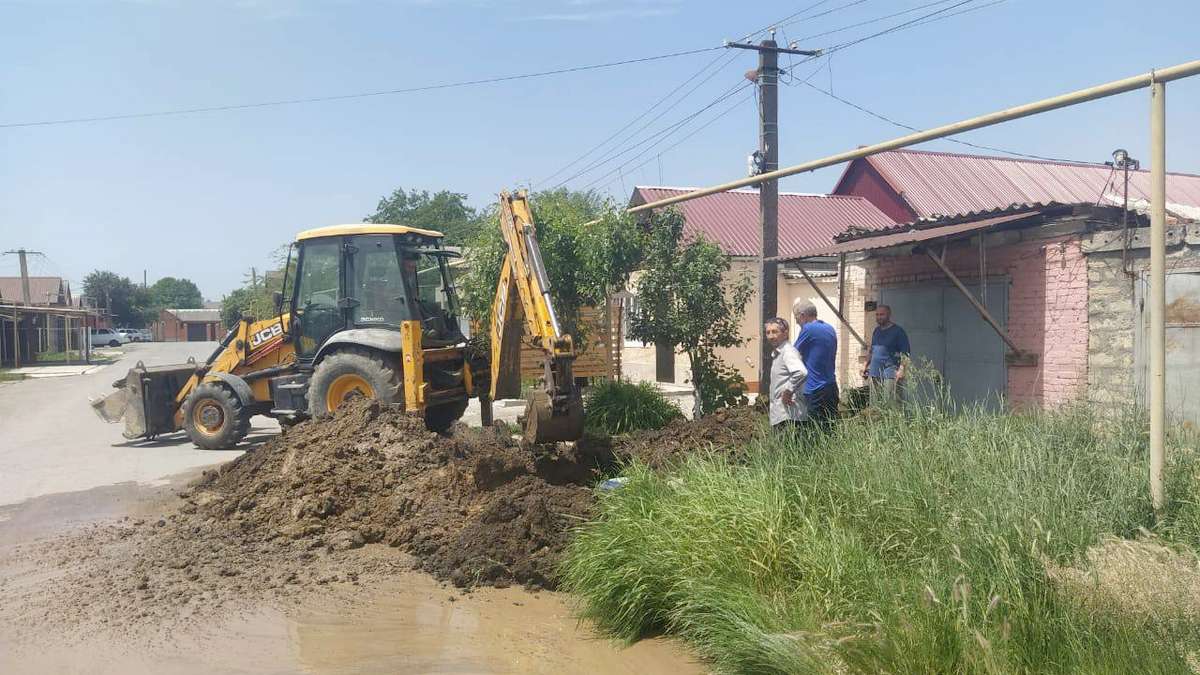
[612,405,763,469]
[2,400,608,636]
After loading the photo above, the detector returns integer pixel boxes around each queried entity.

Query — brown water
[0,476,704,675]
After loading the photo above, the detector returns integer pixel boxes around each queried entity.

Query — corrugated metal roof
[0,276,69,305]
[630,187,896,257]
[779,208,1047,260]
[163,308,221,322]
[850,149,1200,220]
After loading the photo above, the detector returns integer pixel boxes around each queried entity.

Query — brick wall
[848,232,1089,408]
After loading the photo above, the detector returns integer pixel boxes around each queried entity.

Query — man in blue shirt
[861,304,910,407]
[792,299,839,430]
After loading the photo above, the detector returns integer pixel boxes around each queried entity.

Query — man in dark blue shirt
[792,299,838,430]
[862,304,910,406]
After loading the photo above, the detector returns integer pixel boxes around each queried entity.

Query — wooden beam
[795,266,866,348]
[921,247,1032,362]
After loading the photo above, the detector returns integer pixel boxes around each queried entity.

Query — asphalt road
[0,341,278,507]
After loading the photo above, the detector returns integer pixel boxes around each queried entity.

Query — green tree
[458,189,642,343]
[365,187,480,245]
[627,208,754,418]
[82,270,153,327]
[149,276,202,309]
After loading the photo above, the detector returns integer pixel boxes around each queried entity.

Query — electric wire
[792,77,1085,163]
[1,46,723,129]
[551,77,750,189]
[789,0,962,41]
[535,49,738,187]
[590,87,757,196]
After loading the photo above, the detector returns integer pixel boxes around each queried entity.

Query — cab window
[350,235,407,326]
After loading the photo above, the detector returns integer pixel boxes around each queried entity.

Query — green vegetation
[459,189,642,341]
[563,401,1200,674]
[0,369,26,382]
[83,270,204,327]
[365,186,481,246]
[584,379,683,435]
[33,350,114,364]
[626,208,752,418]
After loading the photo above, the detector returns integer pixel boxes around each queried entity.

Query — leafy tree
[627,208,753,418]
[82,270,152,327]
[149,276,202,310]
[365,187,481,245]
[458,189,642,344]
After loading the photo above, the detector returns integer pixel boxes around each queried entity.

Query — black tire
[307,348,402,418]
[425,399,468,434]
[182,383,251,450]
[108,340,120,347]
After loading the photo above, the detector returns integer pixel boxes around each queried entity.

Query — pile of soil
[2,399,608,635]
[611,405,763,469]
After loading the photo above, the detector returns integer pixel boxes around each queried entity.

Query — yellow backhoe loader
[91,190,583,448]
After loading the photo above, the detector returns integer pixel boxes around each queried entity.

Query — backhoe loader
[91,190,583,448]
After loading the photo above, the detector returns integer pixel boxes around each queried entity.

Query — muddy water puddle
[0,477,703,674]
[1,570,700,674]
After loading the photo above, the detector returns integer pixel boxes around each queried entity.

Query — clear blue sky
[2,0,1198,299]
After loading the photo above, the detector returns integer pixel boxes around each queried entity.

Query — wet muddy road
[0,478,703,675]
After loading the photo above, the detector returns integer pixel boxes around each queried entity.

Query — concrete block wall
[847,233,1089,409]
[1085,251,1137,411]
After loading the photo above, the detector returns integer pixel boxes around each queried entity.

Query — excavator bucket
[91,362,196,440]
[523,389,584,444]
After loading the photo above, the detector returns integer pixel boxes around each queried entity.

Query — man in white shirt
[765,317,808,433]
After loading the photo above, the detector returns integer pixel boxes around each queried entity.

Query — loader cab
[288,224,464,362]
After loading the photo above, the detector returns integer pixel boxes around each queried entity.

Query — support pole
[758,39,779,395]
[12,310,20,369]
[797,267,866,348]
[1149,81,1167,512]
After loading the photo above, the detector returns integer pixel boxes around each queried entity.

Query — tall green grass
[562,401,1200,674]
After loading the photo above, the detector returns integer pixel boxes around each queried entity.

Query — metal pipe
[1149,81,1167,512]
[626,59,1200,215]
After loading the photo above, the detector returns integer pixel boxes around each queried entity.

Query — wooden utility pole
[725,35,819,393]
[3,249,44,305]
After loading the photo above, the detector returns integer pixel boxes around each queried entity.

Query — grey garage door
[186,323,208,342]
[880,281,1009,410]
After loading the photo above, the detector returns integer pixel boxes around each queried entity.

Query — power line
[793,77,1084,163]
[535,50,738,187]
[591,87,756,196]
[1,46,722,129]
[552,79,751,189]
[789,0,962,42]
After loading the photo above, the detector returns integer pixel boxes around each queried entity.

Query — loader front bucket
[523,389,584,444]
[90,362,196,440]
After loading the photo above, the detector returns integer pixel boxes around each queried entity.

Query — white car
[116,328,140,342]
[90,328,129,348]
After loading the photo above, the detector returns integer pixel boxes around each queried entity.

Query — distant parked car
[136,328,154,342]
[90,328,129,348]
[116,328,141,342]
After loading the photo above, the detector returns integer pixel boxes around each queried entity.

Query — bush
[584,380,683,436]
[563,403,1200,673]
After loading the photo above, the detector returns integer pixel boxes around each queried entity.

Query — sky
[1,0,1198,299]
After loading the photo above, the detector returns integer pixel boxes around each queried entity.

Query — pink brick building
[800,149,1200,417]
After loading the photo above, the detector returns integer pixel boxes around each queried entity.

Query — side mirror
[273,291,284,311]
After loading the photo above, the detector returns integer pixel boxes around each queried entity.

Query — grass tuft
[584,379,683,435]
[562,402,1200,674]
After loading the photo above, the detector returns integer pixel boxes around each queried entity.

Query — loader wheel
[425,399,469,434]
[308,348,401,418]
[183,383,251,450]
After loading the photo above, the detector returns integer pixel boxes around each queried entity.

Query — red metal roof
[836,149,1200,220]
[629,187,896,258]
[778,208,1048,260]
[0,276,70,306]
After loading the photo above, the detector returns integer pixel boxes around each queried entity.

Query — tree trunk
[686,349,702,419]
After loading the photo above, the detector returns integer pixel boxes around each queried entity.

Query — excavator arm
[489,190,583,443]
